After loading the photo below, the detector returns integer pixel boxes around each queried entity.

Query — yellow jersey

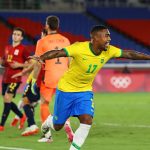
[58,41,122,92]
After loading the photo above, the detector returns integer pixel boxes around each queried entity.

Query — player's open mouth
[106,42,109,46]
[105,42,110,48]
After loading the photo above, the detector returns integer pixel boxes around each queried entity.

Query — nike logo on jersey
[100,58,104,63]
[54,116,58,120]
[82,58,87,60]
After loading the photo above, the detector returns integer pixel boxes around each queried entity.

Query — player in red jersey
[0,27,30,131]
[10,29,47,136]
[10,29,48,127]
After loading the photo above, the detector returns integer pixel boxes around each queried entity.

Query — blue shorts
[53,89,94,125]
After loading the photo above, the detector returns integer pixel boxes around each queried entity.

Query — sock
[23,104,35,126]
[40,103,50,123]
[11,102,23,118]
[14,99,23,119]
[17,99,24,110]
[0,103,11,126]
[69,123,91,150]
[45,115,55,130]
[64,119,74,134]
[45,130,52,139]
[65,119,71,126]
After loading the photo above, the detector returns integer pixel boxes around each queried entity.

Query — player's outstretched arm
[122,50,150,60]
[31,49,66,81]
[40,49,67,61]
[10,61,26,69]
[29,49,67,63]
[11,59,35,78]
[31,61,42,95]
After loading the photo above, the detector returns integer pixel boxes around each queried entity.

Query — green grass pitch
[0,92,150,150]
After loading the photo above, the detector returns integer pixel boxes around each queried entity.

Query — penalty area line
[0,146,32,150]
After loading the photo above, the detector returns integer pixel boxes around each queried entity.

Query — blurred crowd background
[0,0,150,10]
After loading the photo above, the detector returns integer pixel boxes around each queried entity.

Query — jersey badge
[14,49,19,55]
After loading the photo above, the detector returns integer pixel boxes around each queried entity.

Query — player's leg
[38,115,54,143]
[69,91,94,150]
[11,82,36,127]
[69,115,92,150]
[11,101,26,129]
[21,97,39,136]
[38,89,73,142]
[0,83,10,131]
[0,83,25,130]
[23,97,36,126]
[64,119,74,143]
[11,98,24,127]
[39,95,50,122]
[41,84,74,141]
[6,83,26,129]
[40,83,56,123]
[21,82,40,136]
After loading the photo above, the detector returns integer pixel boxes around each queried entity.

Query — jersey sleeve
[63,42,80,57]
[110,45,123,58]
[35,40,44,56]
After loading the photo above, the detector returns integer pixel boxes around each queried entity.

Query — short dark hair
[13,27,25,37]
[90,25,108,34]
[46,15,59,30]
[42,28,48,36]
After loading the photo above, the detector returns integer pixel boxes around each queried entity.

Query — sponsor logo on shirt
[14,49,19,55]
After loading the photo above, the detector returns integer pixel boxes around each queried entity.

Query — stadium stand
[0,12,94,56]
[0,5,150,65]
[0,22,11,56]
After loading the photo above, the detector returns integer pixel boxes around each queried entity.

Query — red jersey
[2,44,30,83]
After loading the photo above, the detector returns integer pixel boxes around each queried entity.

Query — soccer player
[34,15,70,122]
[30,25,150,150]
[11,59,43,136]
[21,63,44,136]
[0,27,30,131]
[10,29,48,136]
[10,28,48,128]
[32,15,74,142]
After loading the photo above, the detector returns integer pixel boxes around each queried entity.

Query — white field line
[100,122,150,128]
[0,146,32,150]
